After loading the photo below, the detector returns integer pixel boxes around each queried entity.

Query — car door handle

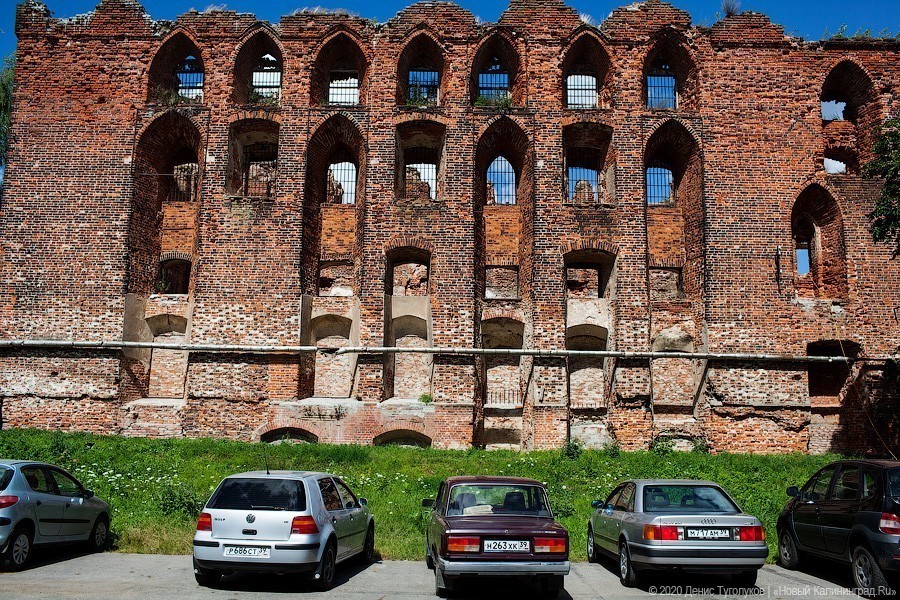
[36,500,42,506]
[349,514,353,520]
[331,516,337,524]
[66,503,71,508]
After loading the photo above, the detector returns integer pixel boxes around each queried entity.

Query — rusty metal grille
[327,162,356,204]
[566,72,597,108]
[242,143,277,198]
[477,57,509,101]
[251,54,282,102]
[646,162,674,205]
[567,166,599,204]
[329,69,360,105]
[484,389,523,408]
[408,69,439,105]
[486,156,516,205]
[175,55,204,101]
[404,163,437,200]
[646,64,677,109]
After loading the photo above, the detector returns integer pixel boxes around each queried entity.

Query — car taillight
[291,516,319,535]
[446,536,480,553]
[738,526,765,542]
[0,495,19,509]
[643,525,683,540]
[879,513,900,535]
[196,512,212,532]
[534,537,567,553]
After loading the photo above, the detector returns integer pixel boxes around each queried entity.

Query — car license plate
[483,540,529,552]
[224,545,270,558]
[685,528,732,540]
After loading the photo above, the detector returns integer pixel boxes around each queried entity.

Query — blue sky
[2,0,899,59]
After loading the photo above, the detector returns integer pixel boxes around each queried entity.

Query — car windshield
[447,484,552,517]
[0,467,12,492]
[208,478,306,511]
[890,468,900,497]
[642,485,739,514]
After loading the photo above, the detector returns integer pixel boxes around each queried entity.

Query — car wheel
[314,542,336,591]
[778,529,802,569]
[587,525,599,563]
[87,515,109,552]
[619,541,639,587]
[434,566,454,597]
[192,558,221,587]
[359,524,375,563]
[733,570,759,588]
[852,545,890,597]
[4,526,32,571]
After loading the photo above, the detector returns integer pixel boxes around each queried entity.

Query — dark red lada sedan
[422,476,570,598]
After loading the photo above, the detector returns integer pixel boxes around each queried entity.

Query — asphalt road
[0,549,887,600]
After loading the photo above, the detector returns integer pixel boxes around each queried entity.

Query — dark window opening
[157,259,191,294]
[405,162,436,200]
[647,62,677,110]
[806,340,859,401]
[175,55,204,101]
[408,68,440,106]
[250,53,282,103]
[567,147,602,204]
[242,143,278,198]
[478,56,509,102]
[486,156,516,205]
[646,162,674,205]
[566,69,597,108]
[329,68,359,105]
[326,162,357,204]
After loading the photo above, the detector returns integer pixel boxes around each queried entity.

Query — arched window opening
[563,122,613,205]
[329,65,360,105]
[374,430,432,447]
[564,250,615,300]
[261,427,318,444]
[646,61,677,110]
[477,56,509,103]
[566,68,597,109]
[409,67,440,106]
[486,156,516,205]
[793,216,815,277]
[175,55,204,101]
[156,259,191,295]
[227,119,279,199]
[646,161,674,205]
[397,120,445,201]
[562,34,611,110]
[250,53,282,103]
[312,34,368,106]
[791,185,847,299]
[327,162,357,204]
[397,34,444,107]
[567,149,600,204]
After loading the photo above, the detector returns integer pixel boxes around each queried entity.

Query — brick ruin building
[1,0,899,453]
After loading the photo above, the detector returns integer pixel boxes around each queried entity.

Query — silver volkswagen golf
[193,470,374,589]
[0,460,110,570]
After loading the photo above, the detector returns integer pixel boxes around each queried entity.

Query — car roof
[830,459,900,468]
[630,479,721,487]
[0,460,53,467]
[444,476,545,487]
[223,470,329,480]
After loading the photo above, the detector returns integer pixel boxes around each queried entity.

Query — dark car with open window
[422,476,569,598]
[777,460,900,597]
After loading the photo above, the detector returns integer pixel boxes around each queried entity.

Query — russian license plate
[685,528,732,540]
[224,545,270,558]
[483,540,530,552]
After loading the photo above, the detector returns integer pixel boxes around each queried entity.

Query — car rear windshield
[208,478,306,512]
[890,468,900,497]
[447,484,552,517]
[642,485,739,514]
[0,467,12,492]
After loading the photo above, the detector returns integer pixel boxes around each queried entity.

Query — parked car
[193,470,374,589]
[0,460,110,571]
[422,476,570,598]
[587,479,767,587]
[777,459,900,596]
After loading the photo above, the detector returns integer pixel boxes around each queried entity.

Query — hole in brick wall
[485,266,519,299]
[227,119,279,198]
[824,147,858,175]
[471,34,521,106]
[388,315,431,399]
[386,246,431,296]
[147,32,204,104]
[397,33,443,106]
[482,317,525,408]
[792,185,847,299]
[397,120,445,200]
[233,31,283,105]
[312,33,368,106]
[157,259,191,294]
[564,249,615,299]
[562,34,611,109]
[261,427,318,444]
[806,340,860,401]
[311,314,354,398]
[475,117,532,208]
[374,430,431,447]
[566,324,608,406]
[318,261,354,296]
[643,32,698,111]
[563,122,612,205]
[649,267,684,300]
[821,60,880,155]
[644,120,701,208]
[145,314,188,399]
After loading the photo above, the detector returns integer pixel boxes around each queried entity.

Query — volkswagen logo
[246,514,256,524]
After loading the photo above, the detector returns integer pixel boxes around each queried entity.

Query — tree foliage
[864,118,900,257]
[0,54,14,168]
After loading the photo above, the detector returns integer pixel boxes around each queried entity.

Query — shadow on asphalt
[591,554,764,596]
[779,555,857,591]
[442,577,574,599]
[211,559,379,593]
[11,544,95,572]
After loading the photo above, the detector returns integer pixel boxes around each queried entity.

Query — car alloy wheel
[11,530,31,568]
[91,517,108,551]
[363,526,375,562]
[316,544,336,591]
[586,526,596,563]
[618,542,638,587]
[853,547,874,589]
[779,532,796,568]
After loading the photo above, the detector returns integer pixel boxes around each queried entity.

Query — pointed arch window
[646,62,677,110]
[175,55,204,101]
[566,66,598,108]
[251,53,282,102]
[478,56,509,102]
[408,67,440,106]
[487,156,516,205]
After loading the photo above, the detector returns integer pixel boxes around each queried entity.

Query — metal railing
[485,389,523,408]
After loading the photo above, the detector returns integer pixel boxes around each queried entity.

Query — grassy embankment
[0,429,838,561]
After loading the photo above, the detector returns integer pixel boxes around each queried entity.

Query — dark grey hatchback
[777,460,899,597]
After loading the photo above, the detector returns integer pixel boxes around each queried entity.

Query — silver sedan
[192,470,374,590]
[0,460,110,570]
[587,479,768,588]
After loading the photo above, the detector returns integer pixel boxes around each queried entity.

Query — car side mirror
[83,489,95,499]
[591,500,604,509]
[786,486,800,498]
[422,498,435,508]
[346,501,356,509]
[359,497,368,506]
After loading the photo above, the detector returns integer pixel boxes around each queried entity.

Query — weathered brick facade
[2,0,899,453]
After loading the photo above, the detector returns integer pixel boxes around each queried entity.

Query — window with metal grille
[567,165,599,204]
[327,162,356,204]
[646,63,677,109]
[408,68,439,105]
[404,163,436,200]
[486,156,516,205]
[566,72,597,108]
[328,69,359,105]
[175,55,204,101]
[478,57,509,102]
[646,162,674,205]
[163,163,198,203]
[251,53,282,102]
[242,143,277,198]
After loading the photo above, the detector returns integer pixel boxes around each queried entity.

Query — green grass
[0,429,839,561]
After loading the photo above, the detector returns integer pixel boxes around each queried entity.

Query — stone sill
[484,296,521,302]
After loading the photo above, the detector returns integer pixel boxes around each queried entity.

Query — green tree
[864,118,900,257]
[0,54,14,168]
